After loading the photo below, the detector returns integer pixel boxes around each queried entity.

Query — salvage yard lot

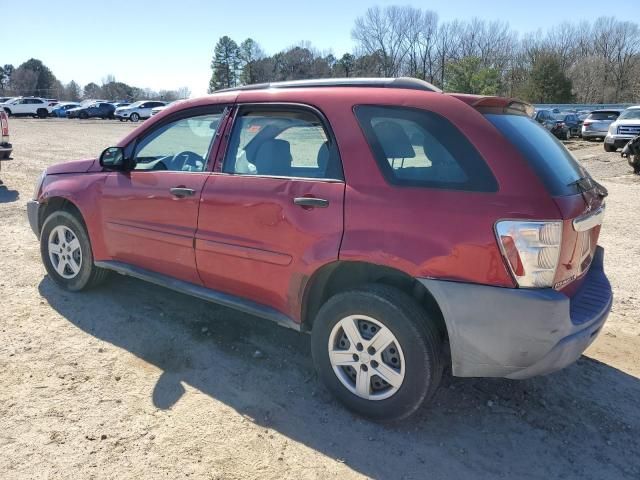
[1,118,640,479]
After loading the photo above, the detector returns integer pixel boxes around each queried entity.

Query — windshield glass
[127,101,143,108]
[485,114,587,196]
[619,109,640,120]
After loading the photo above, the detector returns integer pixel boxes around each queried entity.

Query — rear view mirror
[99,146,125,170]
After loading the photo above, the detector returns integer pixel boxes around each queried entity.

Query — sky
[3,0,640,97]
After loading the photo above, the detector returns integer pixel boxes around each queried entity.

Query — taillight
[0,112,8,136]
[495,220,562,288]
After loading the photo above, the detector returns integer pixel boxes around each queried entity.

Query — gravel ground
[1,119,639,479]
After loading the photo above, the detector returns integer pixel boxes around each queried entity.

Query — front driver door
[100,106,228,284]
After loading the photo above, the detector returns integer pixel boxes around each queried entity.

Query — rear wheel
[40,211,109,291]
[604,143,616,152]
[311,284,443,421]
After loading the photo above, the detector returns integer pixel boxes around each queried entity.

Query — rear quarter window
[354,105,497,192]
[485,114,586,196]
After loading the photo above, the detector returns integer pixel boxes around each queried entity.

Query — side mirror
[99,146,130,170]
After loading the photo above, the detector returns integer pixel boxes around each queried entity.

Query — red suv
[27,78,612,420]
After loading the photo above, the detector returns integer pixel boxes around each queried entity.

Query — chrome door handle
[170,187,195,198]
[293,197,329,208]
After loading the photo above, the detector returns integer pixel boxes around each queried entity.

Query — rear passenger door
[195,104,345,320]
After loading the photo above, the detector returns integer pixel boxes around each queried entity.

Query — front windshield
[127,101,143,108]
[619,109,640,120]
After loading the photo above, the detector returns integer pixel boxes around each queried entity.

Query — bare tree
[352,6,410,76]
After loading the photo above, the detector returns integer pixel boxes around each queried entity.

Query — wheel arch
[39,196,87,234]
[301,261,449,342]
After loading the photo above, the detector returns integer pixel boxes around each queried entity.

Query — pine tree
[208,36,240,92]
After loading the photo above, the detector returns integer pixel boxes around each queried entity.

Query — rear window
[354,105,497,192]
[588,111,619,121]
[486,114,586,196]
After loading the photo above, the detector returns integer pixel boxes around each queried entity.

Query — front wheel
[41,211,109,291]
[311,285,443,422]
[604,143,616,152]
[130,112,140,122]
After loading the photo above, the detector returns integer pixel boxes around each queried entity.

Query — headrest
[254,139,292,176]
[373,121,415,159]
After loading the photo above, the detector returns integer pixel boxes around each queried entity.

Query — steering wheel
[172,151,204,171]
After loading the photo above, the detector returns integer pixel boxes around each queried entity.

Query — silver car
[582,110,622,141]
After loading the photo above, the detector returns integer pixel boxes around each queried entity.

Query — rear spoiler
[449,94,534,117]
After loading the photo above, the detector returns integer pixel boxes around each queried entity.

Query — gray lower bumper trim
[27,200,41,238]
[418,246,611,379]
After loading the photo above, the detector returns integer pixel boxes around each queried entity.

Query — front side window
[355,105,497,191]
[223,107,343,180]
[132,111,223,172]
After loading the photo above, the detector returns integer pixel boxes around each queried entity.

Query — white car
[604,106,640,152]
[114,100,166,122]
[1,97,53,118]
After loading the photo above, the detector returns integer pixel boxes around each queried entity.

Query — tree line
[209,7,640,104]
[0,59,190,101]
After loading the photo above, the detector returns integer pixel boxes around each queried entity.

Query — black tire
[37,108,48,119]
[311,284,443,422]
[130,112,140,122]
[119,118,126,122]
[4,108,11,116]
[564,129,571,140]
[79,111,88,120]
[40,210,109,291]
[604,143,616,152]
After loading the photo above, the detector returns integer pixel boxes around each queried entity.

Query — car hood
[613,119,640,126]
[46,158,98,175]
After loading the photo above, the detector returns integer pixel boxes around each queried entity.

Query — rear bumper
[27,200,41,238]
[581,129,606,139]
[418,246,612,379]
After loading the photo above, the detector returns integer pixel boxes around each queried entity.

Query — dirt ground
[1,118,639,480]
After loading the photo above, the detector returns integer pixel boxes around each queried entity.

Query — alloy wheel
[328,314,405,400]
[48,225,82,279]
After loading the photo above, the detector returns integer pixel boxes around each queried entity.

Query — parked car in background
[582,110,622,141]
[542,113,573,140]
[114,100,166,122]
[111,102,131,109]
[51,102,81,118]
[67,102,116,119]
[1,97,52,118]
[0,110,12,185]
[604,106,640,151]
[533,109,554,124]
[0,110,12,160]
[27,78,611,421]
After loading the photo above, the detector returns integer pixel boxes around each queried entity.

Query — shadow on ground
[0,184,19,203]
[39,275,640,479]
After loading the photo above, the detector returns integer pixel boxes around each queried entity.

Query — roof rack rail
[215,77,442,94]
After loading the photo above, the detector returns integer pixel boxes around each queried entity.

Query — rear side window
[485,114,586,196]
[223,107,343,180]
[354,105,497,192]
